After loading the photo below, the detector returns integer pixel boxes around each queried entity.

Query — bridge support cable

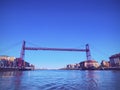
[0,41,22,54]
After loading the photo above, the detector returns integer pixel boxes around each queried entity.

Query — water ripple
[1,70,120,90]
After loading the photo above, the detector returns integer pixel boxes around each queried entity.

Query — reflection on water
[0,71,23,90]
[0,71,22,77]
[0,70,120,90]
[81,71,99,90]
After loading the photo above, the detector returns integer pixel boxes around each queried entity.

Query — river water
[0,70,120,90]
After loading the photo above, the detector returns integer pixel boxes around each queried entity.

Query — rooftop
[109,53,120,58]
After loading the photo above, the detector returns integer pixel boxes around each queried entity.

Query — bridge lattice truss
[18,41,91,67]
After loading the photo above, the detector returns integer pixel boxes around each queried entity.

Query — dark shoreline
[0,68,19,71]
[60,67,120,70]
[1,67,120,71]
[0,68,32,71]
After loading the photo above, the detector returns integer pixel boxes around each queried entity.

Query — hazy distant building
[66,63,80,69]
[66,64,75,69]
[74,63,80,69]
[109,53,120,67]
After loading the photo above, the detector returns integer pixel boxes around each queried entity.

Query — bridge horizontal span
[25,47,87,52]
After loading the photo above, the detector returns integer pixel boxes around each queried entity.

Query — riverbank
[0,67,34,71]
[0,68,19,71]
[60,67,120,70]
[1,67,120,71]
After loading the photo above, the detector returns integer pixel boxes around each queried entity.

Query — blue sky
[0,0,120,69]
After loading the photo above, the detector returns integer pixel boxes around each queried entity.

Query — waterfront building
[66,64,80,69]
[109,53,120,67]
[101,60,110,67]
[79,60,100,69]
[66,64,75,69]
[0,56,16,68]
[0,55,15,61]
[30,64,35,70]
[0,60,5,68]
[24,61,30,67]
[74,63,80,69]
[0,55,34,70]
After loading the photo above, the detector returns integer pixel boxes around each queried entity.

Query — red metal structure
[19,40,91,67]
[19,41,25,67]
